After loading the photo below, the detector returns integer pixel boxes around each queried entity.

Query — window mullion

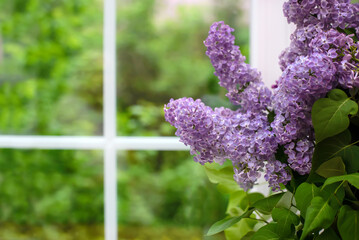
[103,0,117,239]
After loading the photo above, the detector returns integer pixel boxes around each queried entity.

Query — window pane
[0,149,104,240]
[117,0,250,136]
[118,150,227,239]
[0,0,103,135]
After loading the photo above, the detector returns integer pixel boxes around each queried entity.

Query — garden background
[0,0,249,239]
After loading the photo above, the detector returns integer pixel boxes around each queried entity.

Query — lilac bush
[164,0,359,192]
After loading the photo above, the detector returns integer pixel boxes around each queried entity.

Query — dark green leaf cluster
[206,173,359,240]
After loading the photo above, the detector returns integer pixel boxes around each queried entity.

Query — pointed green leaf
[227,190,246,215]
[312,89,358,142]
[320,182,345,211]
[328,88,348,101]
[206,208,254,236]
[204,165,234,184]
[252,192,285,214]
[295,183,320,217]
[323,173,359,189]
[338,205,359,240]
[272,207,300,226]
[316,156,346,178]
[272,207,300,237]
[338,145,359,173]
[224,218,257,240]
[239,192,265,211]
[287,170,308,192]
[241,231,256,240]
[276,192,294,209]
[251,223,281,240]
[300,197,337,240]
[204,165,239,193]
[310,130,351,174]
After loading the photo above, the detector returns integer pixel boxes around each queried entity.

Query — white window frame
[0,1,292,239]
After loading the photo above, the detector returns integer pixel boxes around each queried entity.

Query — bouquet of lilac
[165,1,359,239]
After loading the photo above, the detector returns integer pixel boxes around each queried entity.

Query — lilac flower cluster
[310,29,359,88]
[203,21,271,112]
[164,98,287,190]
[272,52,337,145]
[164,98,220,165]
[284,139,314,175]
[164,1,359,191]
[280,0,359,71]
[283,0,359,29]
[272,0,359,174]
[264,159,292,191]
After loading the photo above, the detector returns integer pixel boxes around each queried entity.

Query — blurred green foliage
[0,0,103,135]
[118,151,227,227]
[0,150,104,224]
[116,0,248,136]
[0,0,249,239]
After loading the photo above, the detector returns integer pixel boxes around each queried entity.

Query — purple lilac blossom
[265,159,292,191]
[164,97,285,191]
[310,29,359,88]
[283,0,358,29]
[164,97,224,165]
[279,0,359,72]
[229,111,279,190]
[203,21,271,112]
[272,52,337,146]
[165,1,359,190]
[284,139,314,175]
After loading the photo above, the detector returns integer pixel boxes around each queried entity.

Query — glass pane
[118,151,227,240]
[0,0,103,135]
[117,0,250,136]
[0,149,104,240]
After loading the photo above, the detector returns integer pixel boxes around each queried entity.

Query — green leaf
[205,160,233,170]
[315,227,341,240]
[248,192,265,205]
[295,183,320,217]
[275,192,294,209]
[309,130,359,181]
[224,219,258,240]
[239,192,265,211]
[338,145,359,173]
[268,110,275,123]
[338,205,359,240]
[287,170,308,192]
[310,130,351,174]
[322,173,359,189]
[315,156,346,178]
[252,192,285,215]
[311,89,358,142]
[226,190,246,215]
[328,88,349,100]
[272,207,300,226]
[204,165,239,193]
[251,223,281,240]
[272,207,300,237]
[275,145,288,164]
[241,231,256,240]
[320,182,345,210]
[300,197,337,240]
[206,208,254,236]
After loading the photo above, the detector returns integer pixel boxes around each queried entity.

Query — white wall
[250,0,295,87]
